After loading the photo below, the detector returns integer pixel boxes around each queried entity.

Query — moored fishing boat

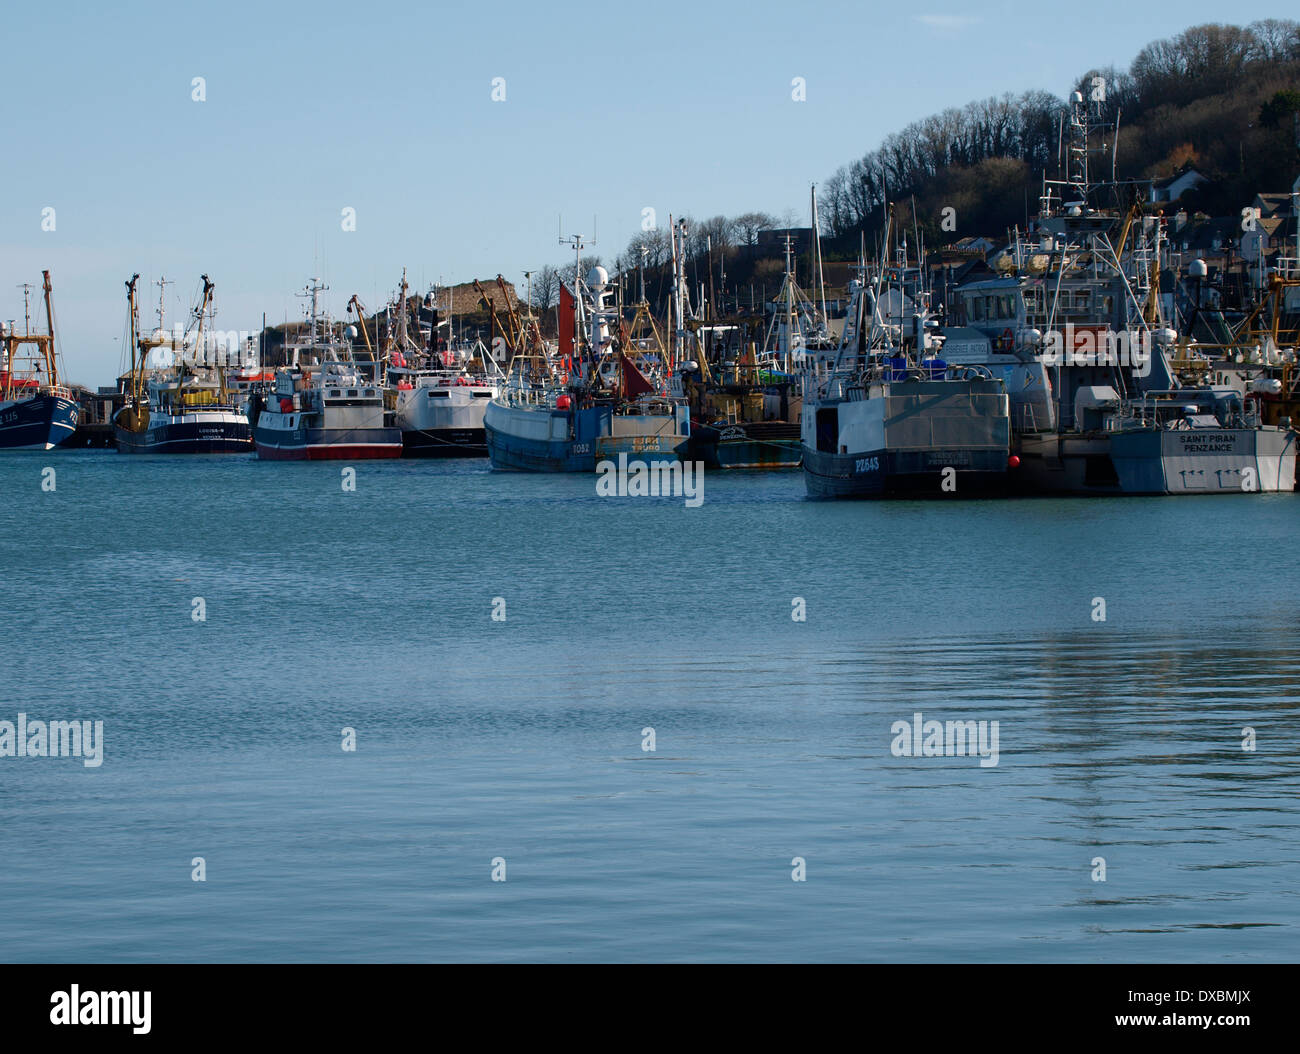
[1107,391,1295,493]
[801,213,1012,498]
[680,330,802,469]
[937,88,1296,495]
[485,260,689,471]
[250,280,401,460]
[802,308,1012,497]
[1,271,78,450]
[114,275,252,454]
[677,217,803,470]
[353,272,502,457]
[392,369,498,456]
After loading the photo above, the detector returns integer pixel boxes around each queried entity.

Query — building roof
[1178,216,1239,252]
[1153,169,1205,189]
[1254,192,1296,219]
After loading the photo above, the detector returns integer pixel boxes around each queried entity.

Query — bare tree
[1247,18,1300,62]
[734,211,778,247]
[698,214,739,253]
[624,227,669,271]
[530,265,561,312]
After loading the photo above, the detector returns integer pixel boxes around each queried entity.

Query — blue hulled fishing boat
[1,271,78,450]
[114,275,253,455]
[485,259,689,471]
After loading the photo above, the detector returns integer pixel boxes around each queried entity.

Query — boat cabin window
[330,389,340,398]
[347,389,357,398]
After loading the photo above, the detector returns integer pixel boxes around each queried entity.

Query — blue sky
[1,0,1290,385]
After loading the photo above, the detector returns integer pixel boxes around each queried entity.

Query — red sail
[619,352,655,400]
[559,283,575,359]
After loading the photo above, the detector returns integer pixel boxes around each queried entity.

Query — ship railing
[503,385,557,408]
[1015,404,1040,432]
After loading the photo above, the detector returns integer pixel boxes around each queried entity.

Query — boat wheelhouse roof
[953,276,1022,293]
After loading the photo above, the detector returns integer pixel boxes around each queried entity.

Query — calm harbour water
[1,449,1298,962]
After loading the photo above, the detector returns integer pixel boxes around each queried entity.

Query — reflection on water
[0,452,1297,961]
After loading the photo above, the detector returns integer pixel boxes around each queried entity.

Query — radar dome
[587,265,608,289]
[344,325,358,339]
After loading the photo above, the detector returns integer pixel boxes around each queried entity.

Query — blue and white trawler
[485,261,689,472]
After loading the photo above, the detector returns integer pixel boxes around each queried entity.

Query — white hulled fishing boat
[355,272,502,457]
[249,280,401,460]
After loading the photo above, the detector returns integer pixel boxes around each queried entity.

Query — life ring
[1000,328,1014,350]
[454,376,469,386]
